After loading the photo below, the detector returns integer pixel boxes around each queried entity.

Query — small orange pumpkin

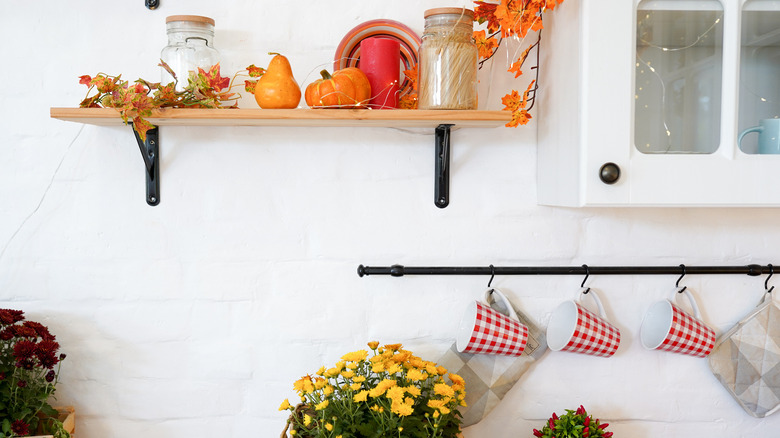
[305,68,371,108]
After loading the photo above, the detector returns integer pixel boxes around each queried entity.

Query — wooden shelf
[49,107,509,208]
[50,107,511,129]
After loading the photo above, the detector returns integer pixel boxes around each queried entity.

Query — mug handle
[737,126,763,149]
[673,287,702,320]
[578,287,607,319]
[484,288,521,322]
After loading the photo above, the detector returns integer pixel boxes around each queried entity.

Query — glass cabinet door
[634,0,724,154]
[738,0,780,154]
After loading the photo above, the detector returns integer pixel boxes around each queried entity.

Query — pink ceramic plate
[334,19,421,96]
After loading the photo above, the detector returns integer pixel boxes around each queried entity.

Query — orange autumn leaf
[474,30,499,59]
[399,64,418,109]
[507,108,532,127]
[474,1,501,33]
[507,44,533,78]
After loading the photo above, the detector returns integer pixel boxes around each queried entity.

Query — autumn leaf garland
[474,0,565,127]
[79,61,238,141]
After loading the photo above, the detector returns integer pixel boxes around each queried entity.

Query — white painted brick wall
[2,0,780,436]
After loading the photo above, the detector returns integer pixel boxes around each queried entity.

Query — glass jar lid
[165,15,215,26]
[423,7,474,19]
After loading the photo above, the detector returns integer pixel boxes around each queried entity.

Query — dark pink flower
[36,339,61,369]
[11,419,29,436]
[46,370,56,382]
[17,380,27,388]
[24,321,55,341]
[13,339,37,361]
[0,309,25,325]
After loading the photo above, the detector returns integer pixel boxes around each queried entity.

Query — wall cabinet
[538,0,780,206]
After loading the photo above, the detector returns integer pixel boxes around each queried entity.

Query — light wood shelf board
[50,107,511,128]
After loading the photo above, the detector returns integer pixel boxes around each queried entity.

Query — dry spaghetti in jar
[417,8,478,110]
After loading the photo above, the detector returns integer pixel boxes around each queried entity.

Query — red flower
[13,339,36,361]
[36,339,61,369]
[46,369,56,382]
[0,309,24,325]
[14,325,37,338]
[24,321,55,340]
[0,328,14,341]
[17,380,27,388]
[11,419,29,436]
[533,429,543,437]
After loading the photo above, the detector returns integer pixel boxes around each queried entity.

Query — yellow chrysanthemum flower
[371,362,385,373]
[368,341,379,350]
[354,390,369,402]
[340,370,355,379]
[315,400,329,410]
[350,383,361,391]
[353,376,366,383]
[316,366,326,376]
[406,369,426,381]
[341,350,368,363]
[404,385,421,397]
[386,386,405,403]
[386,363,402,375]
[325,423,333,431]
[436,366,448,376]
[449,373,465,387]
[409,358,426,369]
[314,377,327,390]
[384,343,403,351]
[425,364,438,375]
[368,378,397,397]
[279,399,291,411]
[434,383,455,397]
[325,367,340,378]
[304,414,312,426]
[293,376,315,394]
[391,400,414,416]
[323,385,334,396]
[427,399,446,409]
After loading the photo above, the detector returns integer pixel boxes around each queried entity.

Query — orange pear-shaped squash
[254,52,301,109]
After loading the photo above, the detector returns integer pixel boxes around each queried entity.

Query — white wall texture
[2,0,780,437]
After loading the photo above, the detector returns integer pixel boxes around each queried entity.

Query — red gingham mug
[456,288,529,356]
[547,288,621,357]
[640,287,716,358]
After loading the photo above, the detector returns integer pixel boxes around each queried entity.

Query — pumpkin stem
[268,52,281,56]
[319,69,333,80]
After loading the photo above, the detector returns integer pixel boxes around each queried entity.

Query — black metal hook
[676,264,687,293]
[766,264,774,294]
[487,265,495,288]
[580,264,590,294]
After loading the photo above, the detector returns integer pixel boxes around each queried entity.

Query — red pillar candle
[360,37,401,109]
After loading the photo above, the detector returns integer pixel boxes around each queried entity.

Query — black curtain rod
[357,264,775,278]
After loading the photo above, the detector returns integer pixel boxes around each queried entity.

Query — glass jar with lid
[417,8,478,110]
[161,15,220,90]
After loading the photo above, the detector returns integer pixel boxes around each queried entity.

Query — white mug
[547,288,621,357]
[640,287,716,357]
[456,288,529,356]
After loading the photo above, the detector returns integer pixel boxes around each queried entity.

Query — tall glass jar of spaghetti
[417,8,478,110]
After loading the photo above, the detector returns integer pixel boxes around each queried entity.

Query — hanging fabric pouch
[438,288,547,426]
[709,291,780,417]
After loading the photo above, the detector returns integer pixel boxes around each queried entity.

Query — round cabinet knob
[599,162,621,185]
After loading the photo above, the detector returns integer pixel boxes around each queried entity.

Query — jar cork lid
[166,15,215,26]
[424,7,474,19]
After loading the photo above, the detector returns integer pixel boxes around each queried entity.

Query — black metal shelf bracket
[132,126,160,206]
[435,124,454,209]
[357,263,775,278]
